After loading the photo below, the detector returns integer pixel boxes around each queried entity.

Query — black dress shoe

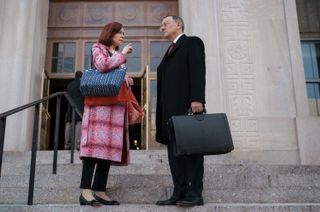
[156,198,179,206]
[177,197,204,207]
[93,193,120,205]
[79,194,101,206]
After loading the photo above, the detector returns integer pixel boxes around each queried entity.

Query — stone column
[180,0,225,113]
[0,0,49,151]
[180,0,319,164]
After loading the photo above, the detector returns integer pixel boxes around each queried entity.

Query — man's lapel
[158,35,187,66]
[165,34,186,58]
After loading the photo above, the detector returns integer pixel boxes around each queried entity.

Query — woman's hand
[125,74,134,87]
[122,43,133,55]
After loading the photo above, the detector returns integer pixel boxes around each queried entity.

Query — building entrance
[45,78,142,150]
[42,0,177,150]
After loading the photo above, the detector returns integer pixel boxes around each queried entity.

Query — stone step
[1,168,320,204]
[3,160,320,174]
[1,203,320,212]
[1,151,320,205]
[1,164,320,189]
[1,150,241,165]
[1,186,320,205]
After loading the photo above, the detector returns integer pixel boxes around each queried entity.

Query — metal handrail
[0,91,82,205]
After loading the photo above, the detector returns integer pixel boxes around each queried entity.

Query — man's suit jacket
[156,34,206,144]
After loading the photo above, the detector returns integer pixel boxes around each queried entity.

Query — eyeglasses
[117,31,125,36]
[160,21,174,30]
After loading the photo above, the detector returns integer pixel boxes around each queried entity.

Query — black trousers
[167,140,204,199]
[80,157,111,191]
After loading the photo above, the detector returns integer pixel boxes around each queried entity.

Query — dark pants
[80,157,111,191]
[167,140,204,199]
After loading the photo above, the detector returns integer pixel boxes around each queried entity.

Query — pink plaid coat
[79,43,130,165]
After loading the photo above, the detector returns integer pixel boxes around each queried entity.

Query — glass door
[141,65,150,149]
[39,69,51,150]
[141,65,163,149]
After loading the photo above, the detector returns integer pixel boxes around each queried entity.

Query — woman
[79,22,133,206]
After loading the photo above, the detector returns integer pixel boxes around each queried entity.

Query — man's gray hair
[164,15,184,31]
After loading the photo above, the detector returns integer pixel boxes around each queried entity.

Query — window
[150,41,170,72]
[51,42,76,73]
[84,42,95,70]
[301,41,320,116]
[84,41,142,73]
[120,41,141,72]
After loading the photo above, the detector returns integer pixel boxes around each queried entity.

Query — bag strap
[90,49,95,69]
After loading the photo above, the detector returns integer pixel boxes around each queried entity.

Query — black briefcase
[167,113,234,156]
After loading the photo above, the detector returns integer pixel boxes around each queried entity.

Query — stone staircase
[1,150,320,211]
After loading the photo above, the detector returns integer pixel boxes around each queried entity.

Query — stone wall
[181,0,319,164]
[1,0,319,164]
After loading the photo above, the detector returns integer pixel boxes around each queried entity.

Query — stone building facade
[0,0,319,165]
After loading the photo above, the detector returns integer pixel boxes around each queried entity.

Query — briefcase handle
[188,108,207,115]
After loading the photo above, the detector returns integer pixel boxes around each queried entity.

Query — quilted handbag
[167,112,234,156]
[80,66,127,97]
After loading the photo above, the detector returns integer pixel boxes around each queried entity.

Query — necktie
[168,42,174,55]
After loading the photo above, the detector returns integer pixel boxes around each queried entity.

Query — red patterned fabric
[79,42,130,165]
[80,105,129,165]
[127,89,142,125]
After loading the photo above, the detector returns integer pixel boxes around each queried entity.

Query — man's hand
[191,101,203,113]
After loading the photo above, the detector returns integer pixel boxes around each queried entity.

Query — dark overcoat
[66,78,84,121]
[156,34,206,144]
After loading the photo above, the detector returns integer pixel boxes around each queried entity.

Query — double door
[44,0,177,150]
[44,38,170,150]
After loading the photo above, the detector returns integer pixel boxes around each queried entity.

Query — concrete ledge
[230,149,300,165]
[296,117,320,165]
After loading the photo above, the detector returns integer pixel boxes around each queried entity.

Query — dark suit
[156,34,206,199]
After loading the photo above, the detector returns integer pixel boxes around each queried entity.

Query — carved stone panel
[146,2,178,26]
[220,0,259,147]
[83,3,113,26]
[114,3,145,26]
[48,3,81,27]
[49,1,178,28]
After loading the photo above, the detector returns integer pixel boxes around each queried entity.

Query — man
[155,15,206,206]
[65,71,84,150]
